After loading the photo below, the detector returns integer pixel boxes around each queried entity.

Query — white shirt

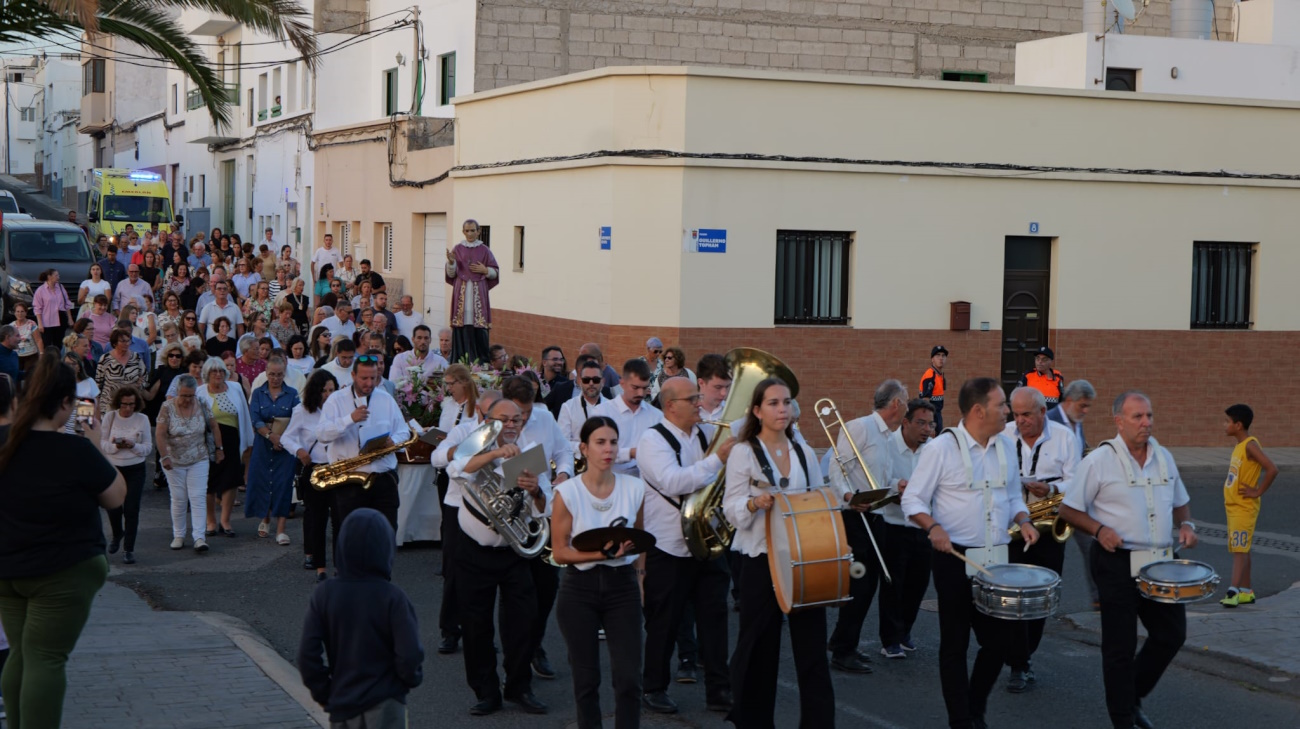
[593,397,663,476]
[322,316,356,341]
[728,417,810,449]
[288,356,314,378]
[558,394,611,453]
[556,473,646,570]
[1063,437,1189,550]
[900,422,1029,549]
[637,420,722,558]
[281,404,330,463]
[321,359,354,390]
[830,411,895,499]
[880,430,925,527]
[389,350,448,386]
[1003,420,1080,506]
[433,414,485,507]
[522,406,575,478]
[438,398,472,434]
[448,436,552,548]
[311,246,341,274]
[199,300,244,339]
[723,439,829,557]
[99,410,153,467]
[394,310,424,341]
[317,385,411,473]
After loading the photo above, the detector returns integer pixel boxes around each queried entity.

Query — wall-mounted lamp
[1170,67,1179,79]
[395,52,406,66]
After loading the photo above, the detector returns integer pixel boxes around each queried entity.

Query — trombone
[815,398,892,584]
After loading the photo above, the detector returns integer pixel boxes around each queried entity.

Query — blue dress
[245,383,300,518]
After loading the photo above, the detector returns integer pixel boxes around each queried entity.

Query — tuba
[454,420,551,559]
[310,432,422,491]
[680,348,798,561]
[1009,492,1074,543]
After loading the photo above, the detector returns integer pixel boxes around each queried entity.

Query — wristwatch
[215,446,224,451]
[1180,521,1197,533]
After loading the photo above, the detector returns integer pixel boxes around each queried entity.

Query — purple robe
[446,241,499,329]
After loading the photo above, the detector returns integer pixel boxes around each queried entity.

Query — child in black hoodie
[298,508,424,728]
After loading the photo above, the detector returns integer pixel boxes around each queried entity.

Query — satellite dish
[1110,0,1137,22]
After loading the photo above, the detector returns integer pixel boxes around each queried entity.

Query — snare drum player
[723,377,833,729]
[1003,387,1079,693]
[1059,391,1198,729]
[901,378,1035,729]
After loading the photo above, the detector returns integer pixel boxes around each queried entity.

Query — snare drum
[971,563,1061,621]
[765,487,854,614]
[1136,560,1219,604]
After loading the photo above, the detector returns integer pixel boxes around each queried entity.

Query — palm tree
[0,0,317,128]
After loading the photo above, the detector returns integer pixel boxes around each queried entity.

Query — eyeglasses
[184,316,196,321]
[490,416,525,426]
[670,394,703,404]
[580,376,603,384]
[650,349,663,354]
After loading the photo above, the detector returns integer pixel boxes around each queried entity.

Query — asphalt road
[0,176,70,221]
[107,466,1300,728]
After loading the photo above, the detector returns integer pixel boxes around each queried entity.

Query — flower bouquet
[396,365,444,463]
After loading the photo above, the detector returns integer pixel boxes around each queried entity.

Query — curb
[192,611,329,728]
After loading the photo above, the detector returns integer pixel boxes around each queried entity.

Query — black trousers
[529,558,558,657]
[456,538,537,701]
[877,522,932,647]
[828,511,883,658]
[439,504,463,638]
[933,548,1014,729]
[297,465,338,568]
[728,555,834,729]
[107,462,147,552]
[1092,544,1187,729]
[1007,533,1066,671]
[556,565,643,729]
[676,602,697,663]
[435,469,451,538]
[331,470,399,532]
[451,326,490,365]
[642,547,731,694]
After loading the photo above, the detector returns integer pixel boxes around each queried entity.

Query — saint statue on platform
[445,218,499,364]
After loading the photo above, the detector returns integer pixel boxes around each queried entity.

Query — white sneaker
[170,537,185,550]
[194,539,209,553]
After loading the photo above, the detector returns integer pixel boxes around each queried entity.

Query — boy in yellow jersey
[1221,404,1279,607]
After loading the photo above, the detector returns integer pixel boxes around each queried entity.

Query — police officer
[919,346,948,432]
[1017,346,1065,410]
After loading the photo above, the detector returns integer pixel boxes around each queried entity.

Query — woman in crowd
[283,370,337,580]
[258,244,277,281]
[33,268,74,350]
[222,349,252,399]
[181,273,206,312]
[166,260,191,300]
[551,415,647,729]
[230,233,244,254]
[180,309,202,340]
[122,301,158,350]
[61,337,99,435]
[723,377,832,729]
[10,301,44,370]
[84,295,115,350]
[209,227,223,247]
[308,325,333,366]
[285,277,310,335]
[95,329,147,416]
[268,265,291,301]
[72,318,104,365]
[352,307,375,346]
[314,263,335,298]
[393,335,412,358]
[351,280,374,313]
[157,373,220,551]
[77,262,110,316]
[139,249,162,297]
[155,322,182,367]
[285,335,313,377]
[99,385,152,565]
[146,342,188,487]
[204,316,238,359]
[246,359,300,545]
[335,254,357,293]
[269,303,299,347]
[278,244,300,280]
[0,352,126,728]
[158,291,185,333]
[166,350,207,398]
[651,346,696,402]
[197,357,251,538]
[235,336,267,384]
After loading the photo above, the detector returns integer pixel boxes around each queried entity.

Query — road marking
[1194,522,1300,558]
[777,678,912,729]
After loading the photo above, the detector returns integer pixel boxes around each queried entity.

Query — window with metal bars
[1191,242,1253,329]
[382,224,393,271]
[340,222,351,256]
[774,230,852,325]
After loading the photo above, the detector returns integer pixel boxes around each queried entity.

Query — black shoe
[706,690,734,712]
[468,697,501,716]
[438,635,460,655]
[971,716,988,729]
[220,526,237,538]
[675,658,699,684]
[830,653,873,674]
[642,691,679,714]
[531,650,556,679]
[109,536,122,554]
[505,692,548,714]
[122,551,136,565]
[1007,669,1029,693]
[1024,667,1037,686]
[1133,704,1155,729]
[303,555,316,570]
[854,649,874,663]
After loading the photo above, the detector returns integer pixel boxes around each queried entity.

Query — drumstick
[950,549,997,579]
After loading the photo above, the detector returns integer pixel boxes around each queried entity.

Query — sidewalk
[1065,580,1300,678]
[1166,447,1300,473]
[60,582,325,729]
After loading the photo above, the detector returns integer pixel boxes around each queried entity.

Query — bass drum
[765,487,854,614]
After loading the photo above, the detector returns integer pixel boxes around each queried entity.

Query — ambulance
[87,168,175,246]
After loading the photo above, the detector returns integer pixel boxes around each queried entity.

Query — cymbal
[849,490,899,508]
[572,525,657,556]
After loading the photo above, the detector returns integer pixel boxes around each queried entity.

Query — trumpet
[1009,492,1074,543]
[814,398,892,583]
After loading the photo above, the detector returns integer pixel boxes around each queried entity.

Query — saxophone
[310,432,421,491]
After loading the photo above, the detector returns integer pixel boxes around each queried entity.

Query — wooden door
[1001,237,1051,392]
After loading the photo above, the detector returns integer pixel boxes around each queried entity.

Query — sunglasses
[355,355,380,364]
[580,376,602,384]
[167,352,182,359]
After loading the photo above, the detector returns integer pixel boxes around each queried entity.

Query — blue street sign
[599,226,611,250]
[694,228,727,253]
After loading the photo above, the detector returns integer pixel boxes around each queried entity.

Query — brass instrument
[680,348,798,561]
[454,420,551,559]
[310,431,422,491]
[813,398,893,583]
[1009,492,1073,543]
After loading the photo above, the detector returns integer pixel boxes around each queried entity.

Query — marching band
[308,346,1209,729]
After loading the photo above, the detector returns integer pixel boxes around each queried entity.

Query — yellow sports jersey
[1224,436,1263,510]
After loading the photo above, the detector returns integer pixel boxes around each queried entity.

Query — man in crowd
[1051,379,1099,605]
[187,242,212,271]
[357,259,387,294]
[97,245,128,295]
[876,399,935,659]
[1017,346,1066,411]
[558,359,612,452]
[390,325,448,385]
[195,266,227,313]
[395,295,424,341]
[198,281,244,339]
[595,359,663,477]
[438,327,454,362]
[324,302,357,341]
[112,264,152,313]
[322,340,358,390]
[311,233,341,281]
[919,345,948,432]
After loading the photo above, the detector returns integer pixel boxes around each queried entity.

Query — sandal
[257,521,270,538]
[276,532,291,546]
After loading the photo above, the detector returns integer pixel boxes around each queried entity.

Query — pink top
[31,281,72,328]
[86,311,116,347]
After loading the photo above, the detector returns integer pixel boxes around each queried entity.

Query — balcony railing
[186,84,240,111]
[257,109,268,121]
[270,104,282,118]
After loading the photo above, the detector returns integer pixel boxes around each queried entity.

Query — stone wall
[475,0,1236,89]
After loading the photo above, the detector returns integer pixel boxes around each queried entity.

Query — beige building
[452,66,1300,446]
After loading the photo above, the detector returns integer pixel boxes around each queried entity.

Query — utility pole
[410,4,421,115]
[4,73,10,175]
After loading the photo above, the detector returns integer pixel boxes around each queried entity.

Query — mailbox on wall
[950,301,971,331]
